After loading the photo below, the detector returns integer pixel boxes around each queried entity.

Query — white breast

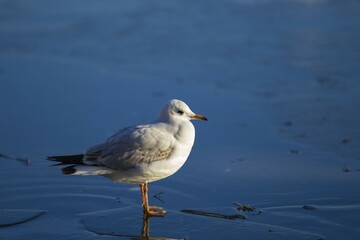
[107,121,196,184]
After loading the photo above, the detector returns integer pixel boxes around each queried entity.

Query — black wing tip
[62,165,77,175]
[46,154,84,164]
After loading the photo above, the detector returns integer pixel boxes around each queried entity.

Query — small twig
[0,153,30,166]
[153,191,165,203]
[233,202,262,215]
[181,209,246,220]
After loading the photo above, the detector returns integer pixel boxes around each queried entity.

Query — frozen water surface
[1,0,360,239]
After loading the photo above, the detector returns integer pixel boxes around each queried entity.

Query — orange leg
[139,183,166,217]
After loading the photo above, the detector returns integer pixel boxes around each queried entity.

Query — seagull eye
[177,110,184,115]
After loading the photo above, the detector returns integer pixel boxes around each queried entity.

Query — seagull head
[158,99,208,123]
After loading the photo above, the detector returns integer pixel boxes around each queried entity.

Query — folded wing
[83,124,175,170]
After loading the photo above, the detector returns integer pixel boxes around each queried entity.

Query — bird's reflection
[90,210,181,240]
[141,214,150,239]
[135,213,180,240]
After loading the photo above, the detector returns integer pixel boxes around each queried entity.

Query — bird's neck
[172,121,195,147]
[155,117,195,146]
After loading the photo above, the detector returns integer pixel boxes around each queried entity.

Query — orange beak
[191,114,208,121]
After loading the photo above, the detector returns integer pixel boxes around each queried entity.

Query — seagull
[48,99,207,217]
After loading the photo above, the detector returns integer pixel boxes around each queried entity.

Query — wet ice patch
[79,207,324,240]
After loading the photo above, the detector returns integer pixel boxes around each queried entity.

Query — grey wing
[83,124,175,170]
